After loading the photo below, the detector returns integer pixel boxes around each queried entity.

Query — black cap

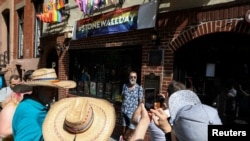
[12,84,33,93]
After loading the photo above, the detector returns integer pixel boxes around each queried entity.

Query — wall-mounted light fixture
[38,46,43,53]
[151,30,160,46]
[64,31,72,39]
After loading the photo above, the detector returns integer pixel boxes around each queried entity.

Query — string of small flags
[75,0,125,15]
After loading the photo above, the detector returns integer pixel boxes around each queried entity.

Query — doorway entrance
[174,32,250,124]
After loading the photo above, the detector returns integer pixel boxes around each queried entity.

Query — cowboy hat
[24,68,76,88]
[42,97,116,141]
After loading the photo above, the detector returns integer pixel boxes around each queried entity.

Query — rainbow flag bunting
[75,0,120,15]
[57,0,65,9]
[36,9,62,23]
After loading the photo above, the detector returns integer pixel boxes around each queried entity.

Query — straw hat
[42,97,116,141]
[24,68,76,88]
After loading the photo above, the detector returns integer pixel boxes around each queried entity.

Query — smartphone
[154,95,165,109]
[144,88,156,111]
[145,95,164,111]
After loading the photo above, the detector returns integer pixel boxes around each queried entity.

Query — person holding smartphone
[132,94,170,141]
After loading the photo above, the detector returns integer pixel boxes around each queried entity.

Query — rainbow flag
[57,0,65,9]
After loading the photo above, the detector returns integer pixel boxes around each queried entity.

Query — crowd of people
[0,69,226,141]
[119,71,223,141]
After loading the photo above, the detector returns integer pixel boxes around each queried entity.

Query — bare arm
[0,103,15,138]
[129,103,150,141]
[132,103,142,124]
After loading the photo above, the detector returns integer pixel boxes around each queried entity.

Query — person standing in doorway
[121,71,143,141]
[81,67,90,94]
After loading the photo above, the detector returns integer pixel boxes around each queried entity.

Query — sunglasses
[129,76,137,79]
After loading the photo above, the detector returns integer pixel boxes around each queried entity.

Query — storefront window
[68,46,142,102]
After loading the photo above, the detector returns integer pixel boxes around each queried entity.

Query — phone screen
[144,88,156,111]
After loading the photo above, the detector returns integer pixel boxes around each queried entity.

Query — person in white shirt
[0,74,21,105]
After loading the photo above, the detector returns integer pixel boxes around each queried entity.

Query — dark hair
[9,74,20,82]
[167,80,186,96]
[23,70,35,81]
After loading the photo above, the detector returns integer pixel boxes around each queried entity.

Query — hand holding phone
[145,94,165,111]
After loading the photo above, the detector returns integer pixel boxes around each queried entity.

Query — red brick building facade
[1,0,250,140]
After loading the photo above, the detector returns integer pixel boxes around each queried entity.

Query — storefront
[39,2,250,139]
[68,46,142,102]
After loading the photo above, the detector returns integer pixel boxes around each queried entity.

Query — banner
[75,5,139,39]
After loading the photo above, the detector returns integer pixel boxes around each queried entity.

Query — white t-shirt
[0,87,13,103]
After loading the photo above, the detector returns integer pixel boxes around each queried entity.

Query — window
[1,9,10,65]
[34,2,43,57]
[17,8,24,59]
[68,46,142,102]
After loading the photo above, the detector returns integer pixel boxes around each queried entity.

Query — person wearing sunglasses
[120,71,144,141]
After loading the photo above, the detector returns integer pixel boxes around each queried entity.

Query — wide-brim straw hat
[24,68,76,88]
[42,97,116,141]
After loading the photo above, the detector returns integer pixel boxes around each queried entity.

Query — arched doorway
[174,32,250,124]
